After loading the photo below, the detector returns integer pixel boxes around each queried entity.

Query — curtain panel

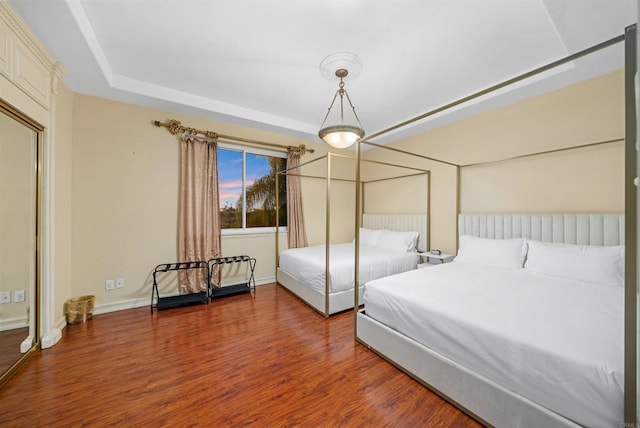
[286,151,308,248]
[178,135,222,293]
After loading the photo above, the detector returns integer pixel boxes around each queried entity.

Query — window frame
[218,142,288,236]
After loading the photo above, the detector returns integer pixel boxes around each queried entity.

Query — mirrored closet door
[0,99,42,388]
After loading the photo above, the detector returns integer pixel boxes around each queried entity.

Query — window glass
[217,147,287,230]
[246,154,287,228]
[218,148,243,229]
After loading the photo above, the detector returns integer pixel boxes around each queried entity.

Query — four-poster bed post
[325,153,331,315]
[623,23,637,424]
[353,141,361,327]
[275,152,355,317]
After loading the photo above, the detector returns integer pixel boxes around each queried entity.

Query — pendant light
[318,66,365,149]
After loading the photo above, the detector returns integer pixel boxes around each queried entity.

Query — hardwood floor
[0,284,480,427]
[0,327,28,370]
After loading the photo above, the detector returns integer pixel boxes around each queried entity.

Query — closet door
[0,100,42,388]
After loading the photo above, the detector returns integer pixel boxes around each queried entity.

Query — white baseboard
[55,315,66,332]
[0,316,28,332]
[42,314,67,349]
[41,328,62,349]
[94,297,150,315]
[20,336,33,353]
[256,276,274,286]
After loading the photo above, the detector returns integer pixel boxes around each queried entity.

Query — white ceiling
[10,0,636,145]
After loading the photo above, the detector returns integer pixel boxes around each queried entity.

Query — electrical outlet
[116,278,124,289]
[105,279,115,291]
[0,291,10,304]
[14,290,25,303]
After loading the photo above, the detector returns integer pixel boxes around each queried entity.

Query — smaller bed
[277,213,426,316]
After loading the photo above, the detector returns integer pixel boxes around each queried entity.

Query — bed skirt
[277,268,363,316]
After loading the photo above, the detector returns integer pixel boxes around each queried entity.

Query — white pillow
[376,230,419,253]
[358,228,383,247]
[455,235,526,270]
[524,240,624,287]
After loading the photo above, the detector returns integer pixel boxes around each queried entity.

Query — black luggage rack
[151,256,256,312]
[209,255,256,299]
[151,261,209,313]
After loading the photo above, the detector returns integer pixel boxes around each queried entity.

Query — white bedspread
[279,243,419,293]
[363,262,623,428]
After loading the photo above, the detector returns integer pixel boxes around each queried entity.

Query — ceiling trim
[67,0,113,85]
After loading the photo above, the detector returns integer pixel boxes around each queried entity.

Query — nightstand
[418,252,454,268]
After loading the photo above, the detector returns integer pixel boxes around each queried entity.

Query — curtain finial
[288,144,312,156]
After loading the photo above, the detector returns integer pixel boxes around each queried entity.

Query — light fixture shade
[317,57,365,149]
[318,124,365,149]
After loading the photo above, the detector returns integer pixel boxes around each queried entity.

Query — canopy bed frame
[353,25,638,426]
[275,152,430,317]
[357,213,624,427]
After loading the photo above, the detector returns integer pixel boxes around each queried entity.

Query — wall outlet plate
[14,290,25,303]
[105,279,115,291]
[0,291,10,304]
[116,278,124,289]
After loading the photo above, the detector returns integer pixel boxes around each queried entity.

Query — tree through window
[218,146,287,230]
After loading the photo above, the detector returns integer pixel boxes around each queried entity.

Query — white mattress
[363,262,623,428]
[279,243,419,293]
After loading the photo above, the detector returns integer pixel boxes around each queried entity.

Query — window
[218,145,287,232]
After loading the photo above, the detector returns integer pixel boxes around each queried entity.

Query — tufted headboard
[363,213,428,252]
[458,213,624,246]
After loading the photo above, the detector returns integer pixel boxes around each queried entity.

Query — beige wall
[366,70,624,254]
[70,94,326,309]
[459,70,623,217]
[296,152,356,246]
[461,141,623,213]
[301,175,356,246]
[363,172,429,215]
[361,148,457,254]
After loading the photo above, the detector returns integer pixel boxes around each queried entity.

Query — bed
[277,213,427,316]
[356,213,625,427]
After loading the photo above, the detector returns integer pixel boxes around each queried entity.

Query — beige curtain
[178,135,221,294]
[286,151,308,248]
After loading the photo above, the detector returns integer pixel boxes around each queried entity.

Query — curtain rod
[153,119,315,155]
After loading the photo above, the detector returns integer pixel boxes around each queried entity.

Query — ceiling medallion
[319,52,362,81]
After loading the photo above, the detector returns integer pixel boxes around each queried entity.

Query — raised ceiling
[10,0,636,144]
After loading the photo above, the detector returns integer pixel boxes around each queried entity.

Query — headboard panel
[363,213,428,252]
[459,213,624,246]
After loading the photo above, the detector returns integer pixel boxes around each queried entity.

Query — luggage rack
[151,261,209,313]
[209,255,256,299]
[150,256,256,312]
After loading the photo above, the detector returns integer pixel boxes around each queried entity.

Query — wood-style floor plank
[0,327,28,370]
[0,284,480,427]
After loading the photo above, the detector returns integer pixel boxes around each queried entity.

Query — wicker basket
[64,295,95,324]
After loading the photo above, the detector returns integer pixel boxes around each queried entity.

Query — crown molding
[0,0,63,75]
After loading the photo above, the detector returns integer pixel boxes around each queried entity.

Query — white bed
[277,213,426,316]
[357,213,625,427]
[279,243,419,294]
